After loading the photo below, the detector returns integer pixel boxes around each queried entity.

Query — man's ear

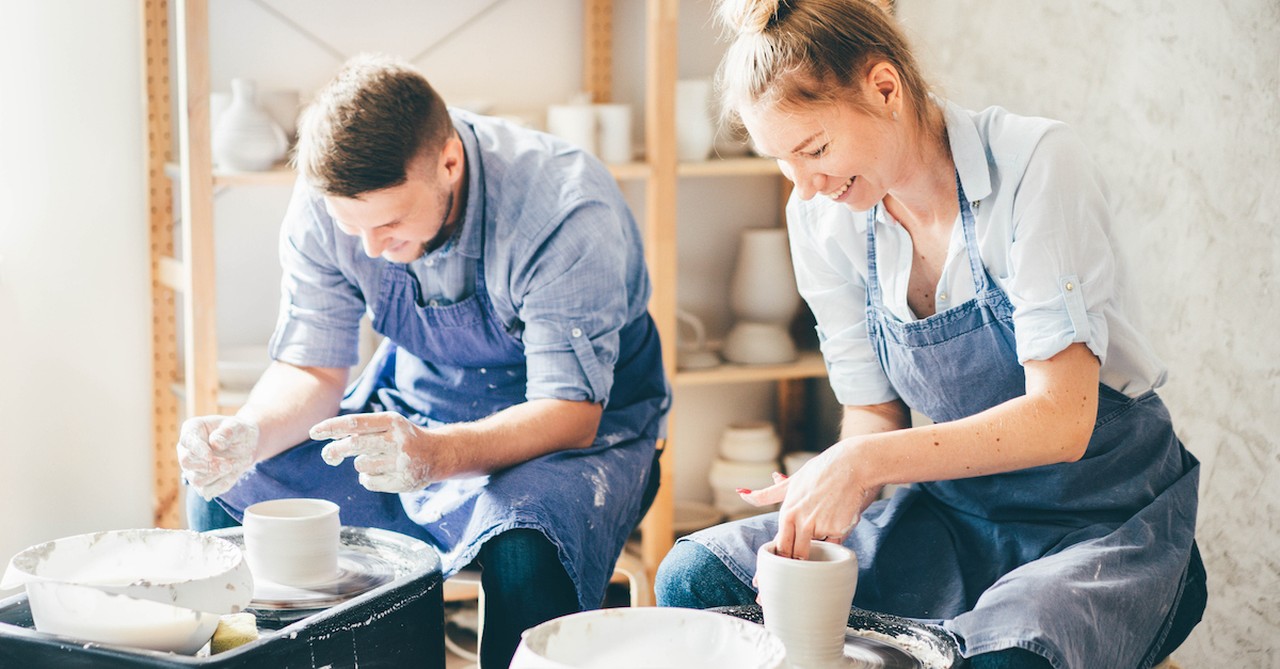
[439,134,465,185]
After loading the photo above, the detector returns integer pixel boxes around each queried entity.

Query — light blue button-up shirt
[268,109,651,405]
[788,100,1167,406]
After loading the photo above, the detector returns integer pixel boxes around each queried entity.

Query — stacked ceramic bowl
[1,529,254,654]
[708,421,782,519]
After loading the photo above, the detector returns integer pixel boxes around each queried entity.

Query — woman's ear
[865,61,901,114]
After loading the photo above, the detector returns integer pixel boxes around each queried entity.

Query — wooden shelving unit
[144,0,824,587]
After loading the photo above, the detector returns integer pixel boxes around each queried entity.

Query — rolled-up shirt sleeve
[1005,126,1113,365]
[512,199,629,406]
[788,197,899,407]
[267,179,366,369]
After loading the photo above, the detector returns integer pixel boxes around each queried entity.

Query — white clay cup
[242,498,340,588]
[757,540,858,669]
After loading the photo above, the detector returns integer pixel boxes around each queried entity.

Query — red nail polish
[736,488,752,494]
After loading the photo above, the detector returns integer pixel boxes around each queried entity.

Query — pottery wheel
[843,631,925,668]
[249,549,394,610]
[207,526,428,626]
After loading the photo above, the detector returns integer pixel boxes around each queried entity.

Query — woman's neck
[882,105,956,231]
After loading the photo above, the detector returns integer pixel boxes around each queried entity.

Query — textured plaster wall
[897,1,1279,665]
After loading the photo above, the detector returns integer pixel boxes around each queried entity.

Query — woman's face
[741,91,902,211]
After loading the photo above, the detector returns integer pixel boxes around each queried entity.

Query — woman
[655,1,1205,667]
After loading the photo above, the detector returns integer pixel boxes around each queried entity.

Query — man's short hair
[294,54,452,197]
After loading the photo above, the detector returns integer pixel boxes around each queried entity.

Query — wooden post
[143,0,181,528]
[583,0,613,103]
[638,0,680,589]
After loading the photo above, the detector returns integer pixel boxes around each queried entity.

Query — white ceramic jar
[718,421,782,463]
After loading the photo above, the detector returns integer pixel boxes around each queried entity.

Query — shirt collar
[942,98,993,203]
[446,110,486,261]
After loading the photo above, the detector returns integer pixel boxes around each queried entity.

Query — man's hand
[311,412,438,493]
[177,416,260,500]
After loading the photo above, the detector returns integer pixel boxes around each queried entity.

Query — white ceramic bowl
[511,607,786,669]
[2,529,254,616]
[23,581,219,654]
[718,421,782,462]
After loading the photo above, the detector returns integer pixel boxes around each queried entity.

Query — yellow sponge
[210,612,259,654]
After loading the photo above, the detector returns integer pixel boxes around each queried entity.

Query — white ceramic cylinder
[594,103,632,163]
[676,78,714,161]
[242,498,340,587]
[731,227,800,325]
[757,540,858,669]
[546,104,598,156]
[718,421,782,462]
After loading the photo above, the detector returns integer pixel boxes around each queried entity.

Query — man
[177,54,668,668]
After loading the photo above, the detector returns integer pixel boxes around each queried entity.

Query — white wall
[0,2,153,562]
[897,0,1280,665]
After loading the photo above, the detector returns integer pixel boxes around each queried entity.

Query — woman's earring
[891,111,899,121]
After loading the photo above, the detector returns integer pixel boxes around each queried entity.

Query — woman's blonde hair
[715,0,933,131]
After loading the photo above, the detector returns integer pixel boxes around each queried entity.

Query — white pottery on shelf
[757,540,859,669]
[546,103,598,156]
[676,308,721,371]
[723,227,801,364]
[676,78,715,162]
[212,78,288,172]
[242,498,341,588]
[510,607,786,669]
[594,103,633,163]
[708,457,777,515]
[719,421,782,463]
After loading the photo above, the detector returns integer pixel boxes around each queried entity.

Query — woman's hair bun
[716,0,788,36]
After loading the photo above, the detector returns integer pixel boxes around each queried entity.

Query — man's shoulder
[458,110,624,227]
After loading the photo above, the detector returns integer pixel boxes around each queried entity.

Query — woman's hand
[739,440,880,560]
[312,412,450,493]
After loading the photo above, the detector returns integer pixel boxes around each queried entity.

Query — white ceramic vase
[757,541,859,669]
[213,78,288,171]
[718,421,782,462]
[676,78,715,162]
[723,227,801,364]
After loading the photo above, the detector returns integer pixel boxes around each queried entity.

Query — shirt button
[1065,282,1075,291]
[428,299,440,306]
[571,327,583,338]
[939,292,948,302]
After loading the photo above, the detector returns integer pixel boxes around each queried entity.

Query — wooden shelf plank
[678,156,777,177]
[674,350,828,386]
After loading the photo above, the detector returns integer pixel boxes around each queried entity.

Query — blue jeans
[186,492,577,669]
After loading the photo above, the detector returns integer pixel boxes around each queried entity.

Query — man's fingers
[310,414,392,441]
[320,438,360,466]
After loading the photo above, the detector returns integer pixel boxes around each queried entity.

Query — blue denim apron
[219,194,668,611]
[689,179,1199,668]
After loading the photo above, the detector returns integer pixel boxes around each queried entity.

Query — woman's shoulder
[966,104,1083,165]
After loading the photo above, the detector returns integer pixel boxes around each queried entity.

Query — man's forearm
[431,398,604,477]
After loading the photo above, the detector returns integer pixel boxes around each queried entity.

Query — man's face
[323,153,455,264]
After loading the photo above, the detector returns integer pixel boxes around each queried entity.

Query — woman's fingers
[739,476,789,506]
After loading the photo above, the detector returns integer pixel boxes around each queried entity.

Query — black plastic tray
[0,527,445,668]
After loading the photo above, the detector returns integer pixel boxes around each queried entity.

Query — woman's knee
[656,540,754,609]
